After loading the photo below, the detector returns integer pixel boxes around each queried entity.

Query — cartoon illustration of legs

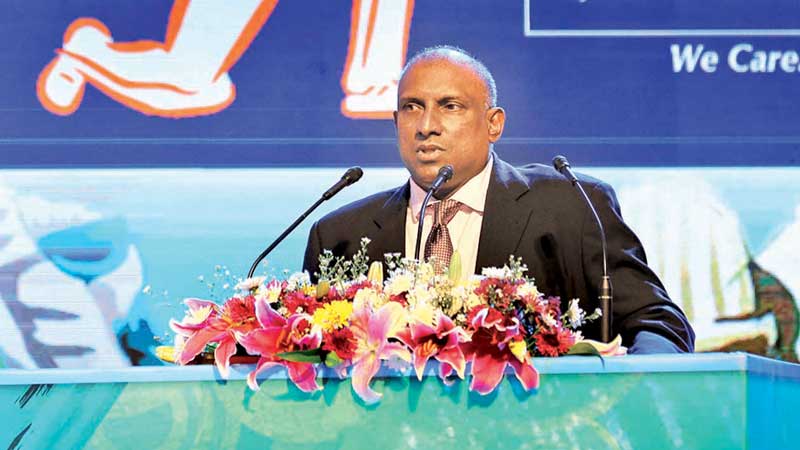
[341,0,415,119]
[37,0,279,118]
[38,0,413,119]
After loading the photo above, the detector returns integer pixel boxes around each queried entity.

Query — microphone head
[552,155,570,172]
[343,166,364,185]
[438,164,455,182]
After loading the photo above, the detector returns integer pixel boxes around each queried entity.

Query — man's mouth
[416,145,444,160]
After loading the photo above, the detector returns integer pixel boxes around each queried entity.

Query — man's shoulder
[509,161,610,192]
[316,184,406,226]
[504,160,619,215]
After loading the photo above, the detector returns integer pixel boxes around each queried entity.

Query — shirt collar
[408,155,494,222]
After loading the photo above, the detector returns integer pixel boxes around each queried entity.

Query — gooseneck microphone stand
[553,155,613,343]
[246,167,363,279]
[413,165,454,261]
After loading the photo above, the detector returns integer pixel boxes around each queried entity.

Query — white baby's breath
[286,271,311,290]
[481,266,512,279]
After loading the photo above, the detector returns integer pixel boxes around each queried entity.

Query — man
[303,46,694,353]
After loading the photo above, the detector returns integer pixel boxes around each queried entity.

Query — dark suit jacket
[303,157,695,353]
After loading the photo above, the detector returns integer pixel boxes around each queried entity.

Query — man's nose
[416,108,441,138]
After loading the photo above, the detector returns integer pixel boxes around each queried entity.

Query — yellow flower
[155,346,177,363]
[302,284,317,297]
[509,339,528,363]
[311,300,353,332]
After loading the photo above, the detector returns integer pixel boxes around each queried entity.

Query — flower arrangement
[164,238,625,404]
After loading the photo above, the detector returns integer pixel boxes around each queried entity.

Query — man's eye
[402,103,420,111]
[444,103,462,111]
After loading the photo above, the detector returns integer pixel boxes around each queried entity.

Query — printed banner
[0,168,797,368]
[0,1,797,166]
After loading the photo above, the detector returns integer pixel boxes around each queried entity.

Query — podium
[2,353,798,449]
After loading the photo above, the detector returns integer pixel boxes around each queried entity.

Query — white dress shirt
[405,156,494,279]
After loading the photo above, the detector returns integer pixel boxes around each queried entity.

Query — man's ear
[487,107,506,143]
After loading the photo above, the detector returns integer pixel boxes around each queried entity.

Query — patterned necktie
[424,199,462,274]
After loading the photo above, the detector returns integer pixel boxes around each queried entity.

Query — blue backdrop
[2,0,798,167]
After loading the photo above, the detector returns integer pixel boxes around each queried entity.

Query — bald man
[303,46,694,354]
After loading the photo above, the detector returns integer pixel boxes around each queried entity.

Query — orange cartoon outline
[37,1,278,118]
[37,0,412,120]
[340,0,415,119]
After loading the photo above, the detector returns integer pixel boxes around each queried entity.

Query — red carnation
[533,325,576,357]
[282,291,321,315]
[344,280,374,300]
[221,295,257,326]
[323,327,357,360]
[475,278,522,310]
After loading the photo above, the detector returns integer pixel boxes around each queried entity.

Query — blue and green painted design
[2,354,799,450]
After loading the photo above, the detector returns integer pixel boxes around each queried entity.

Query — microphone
[552,155,577,184]
[552,155,613,343]
[414,165,454,261]
[428,164,454,193]
[323,167,364,200]
[246,167,364,278]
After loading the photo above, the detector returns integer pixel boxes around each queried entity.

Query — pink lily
[236,298,322,393]
[349,302,411,404]
[396,312,469,381]
[170,296,258,378]
[462,307,539,395]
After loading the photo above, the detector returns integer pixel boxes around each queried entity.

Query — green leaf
[324,352,343,368]
[277,349,323,363]
[566,342,602,356]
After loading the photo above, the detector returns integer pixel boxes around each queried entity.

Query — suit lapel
[475,157,533,272]
[369,159,533,271]
[369,183,409,260]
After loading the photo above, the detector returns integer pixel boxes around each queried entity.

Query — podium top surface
[1,352,798,386]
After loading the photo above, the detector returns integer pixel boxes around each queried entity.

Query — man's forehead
[402,56,479,80]
[398,58,486,96]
